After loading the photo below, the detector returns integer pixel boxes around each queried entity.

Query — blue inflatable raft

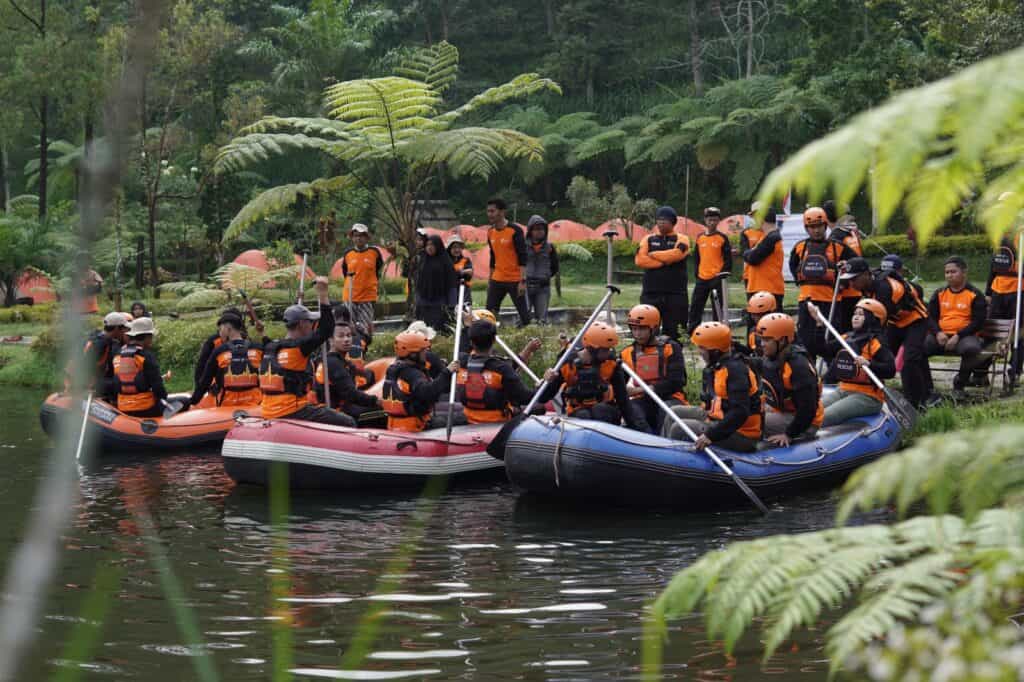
[503,411,902,509]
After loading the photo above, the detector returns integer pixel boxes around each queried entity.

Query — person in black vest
[455,320,536,424]
[986,232,1024,384]
[189,311,264,409]
[75,311,130,402]
[314,318,384,426]
[524,215,560,324]
[635,206,690,341]
[381,331,461,432]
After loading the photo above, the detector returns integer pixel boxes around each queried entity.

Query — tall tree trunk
[135,236,145,289]
[38,95,48,220]
[746,0,754,77]
[544,0,556,36]
[81,114,95,210]
[586,65,595,107]
[439,0,449,40]
[0,143,9,213]
[148,193,159,294]
[688,0,704,96]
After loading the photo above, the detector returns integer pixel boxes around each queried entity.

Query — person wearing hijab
[129,301,150,320]
[415,235,458,334]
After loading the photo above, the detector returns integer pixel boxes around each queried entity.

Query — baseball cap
[840,257,871,280]
[350,223,369,234]
[880,254,904,271]
[283,304,321,324]
[103,312,129,329]
[704,206,722,217]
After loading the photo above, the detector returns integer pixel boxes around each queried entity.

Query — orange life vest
[834,336,885,401]
[560,357,616,413]
[761,351,825,428]
[793,240,842,302]
[883,275,928,328]
[703,360,764,439]
[259,342,312,419]
[114,345,156,413]
[455,354,510,424]
[381,360,431,432]
[620,341,687,404]
[213,340,262,406]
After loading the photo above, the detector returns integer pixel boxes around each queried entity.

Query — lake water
[1,389,867,680]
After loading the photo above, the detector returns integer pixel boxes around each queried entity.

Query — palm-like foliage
[214,262,303,293]
[215,42,560,260]
[755,46,1024,243]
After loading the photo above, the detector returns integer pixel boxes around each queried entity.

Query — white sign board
[777,214,807,282]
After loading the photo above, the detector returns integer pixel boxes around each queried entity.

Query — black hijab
[416,235,456,302]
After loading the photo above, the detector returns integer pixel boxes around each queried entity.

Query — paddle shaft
[619,361,768,514]
[818,274,844,374]
[812,303,887,392]
[522,285,620,415]
[445,283,468,441]
[1014,233,1023,363]
[75,393,93,463]
[496,335,540,383]
[297,251,309,304]
[238,290,260,328]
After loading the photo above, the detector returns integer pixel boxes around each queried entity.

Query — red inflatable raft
[39,392,262,452]
[222,419,505,490]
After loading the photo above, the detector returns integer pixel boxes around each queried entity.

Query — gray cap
[350,223,369,234]
[103,312,129,328]
[527,214,548,228]
[283,304,320,324]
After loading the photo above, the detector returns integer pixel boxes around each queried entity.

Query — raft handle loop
[396,440,418,451]
[368,433,380,441]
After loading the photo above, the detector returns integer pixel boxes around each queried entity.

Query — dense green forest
[2,0,1023,296]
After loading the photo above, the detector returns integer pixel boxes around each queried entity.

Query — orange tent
[546,220,594,242]
[450,225,488,243]
[721,214,754,235]
[14,268,57,303]
[674,217,729,242]
[469,247,491,280]
[232,249,270,271]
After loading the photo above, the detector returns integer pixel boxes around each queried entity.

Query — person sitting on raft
[663,321,764,453]
[113,317,170,418]
[381,330,461,432]
[455,320,536,424]
[404,321,448,380]
[743,290,778,355]
[332,304,375,385]
[756,313,824,447]
[620,304,688,433]
[538,322,652,432]
[314,318,384,426]
[75,311,131,402]
[458,308,543,370]
[188,310,264,409]
[259,276,352,426]
[812,298,897,426]
[194,307,262,405]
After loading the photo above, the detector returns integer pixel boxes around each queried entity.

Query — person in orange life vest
[537,322,652,433]
[741,203,785,311]
[620,304,688,433]
[447,234,474,306]
[78,268,103,314]
[756,313,824,446]
[341,223,384,332]
[193,307,261,401]
[404,321,449,380]
[484,197,532,326]
[259,276,350,425]
[843,254,933,408]
[455,320,536,424]
[314,319,384,426]
[743,291,778,354]
[924,256,988,395]
[636,205,690,341]
[112,317,170,418]
[789,207,857,364]
[381,331,461,432]
[829,210,866,333]
[986,222,1024,381]
[663,322,763,452]
[75,311,131,402]
[686,207,733,335]
[524,215,560,324]
[189,311,264,408]
[332,304,374,378]
[812,298,896,426]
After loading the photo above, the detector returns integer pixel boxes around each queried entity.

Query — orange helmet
[756,313,796,342]
[582,322,619,350]
[692,322,732,352]
[627,304,661,328]
[746,291,778,314]
[473,309,497,326]
[855,298,888,325]
[394,331,430,357]
[804,207,828,227]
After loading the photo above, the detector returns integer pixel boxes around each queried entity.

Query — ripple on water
[367,649,468,661]
[478,602,608,615]
[290,668,442,680]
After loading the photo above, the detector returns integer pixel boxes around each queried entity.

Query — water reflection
[0,391,882,680]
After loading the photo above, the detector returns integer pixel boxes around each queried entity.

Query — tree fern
[557,243,593,262]
[224,176,358,241]
[756,46,1024,243]
[213,133,346,175]
[393,41,459,94]
[434,74,562,127]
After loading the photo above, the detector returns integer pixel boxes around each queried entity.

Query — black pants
[123,404,165,419]
[486,280,531,326]
[571,402,624,426]
[925,333,986,388]
[345,403,387,428]
[632,396,684,435]
[991,292,1023,377]
[288,404,356,427]
[415,301,450,335]
[688,279,723,334]
[797,299,833,364]
[427,402,467,429]
[640,291,688,341]
[886,319,932,406]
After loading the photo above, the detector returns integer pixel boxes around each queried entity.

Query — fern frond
[571,129,627,164]
[158,281,212,296]
[394,40,459,93]
[837,425,1024,524]
[434,74,562,127]
[175,289,229,312]
[213,132,345,175]
[556,243,592,262]
[223,175,358,242]
[323,77,441,133]
[239,116,353,139]
[403,127,544,179]
[756,46,1024,243]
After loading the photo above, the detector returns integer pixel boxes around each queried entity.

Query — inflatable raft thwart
[503,412,902,509]
[222,419,505,490]
[39,393,261,452]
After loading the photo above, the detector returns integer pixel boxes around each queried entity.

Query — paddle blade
[883,387,918,431]
[730,472,769,514]
[486,413,527,460]
[162,400,186,420]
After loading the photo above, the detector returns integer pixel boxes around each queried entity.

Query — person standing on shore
[635,206,690,341]
[687,207,733,334]
[484,198,531,326]
[340,223,384,331]
[524,215,559,324]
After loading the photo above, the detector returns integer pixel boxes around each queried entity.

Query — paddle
[237,289,261,329]
[445,282,468,443]
[811,303,918,431]
[297,251,309,304]
[619,361,769,514]
[75,393,93,463]
[1012,232,1023,390]
[161,398,186,420]
[818,267,844,376]
[486,284,621,459]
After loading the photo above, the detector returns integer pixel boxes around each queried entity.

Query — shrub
[0,303,58,324]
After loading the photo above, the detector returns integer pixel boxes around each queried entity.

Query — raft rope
[551,417,568,487]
